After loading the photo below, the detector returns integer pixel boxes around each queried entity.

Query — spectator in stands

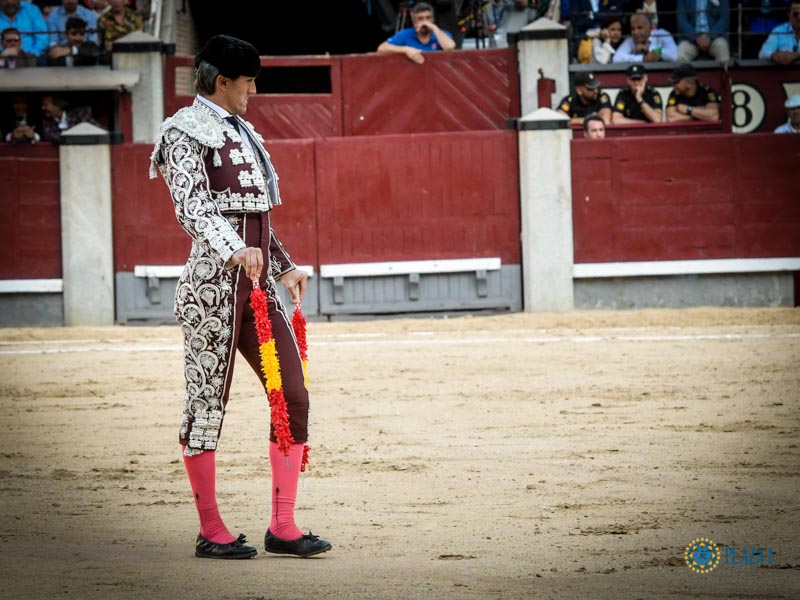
[665,63,720,121]
[1,25,36,66]
[46,15,103,64]
[613,12,679,62]
[40,94,99,142]
[85,0,109,17]
[774,93,800,132]
[743,0,790,58]
[557,71,613,125]
[676,0,731,62]
[97,0,141,52]
[46,0,96,47]
[570,0,625,63]
[583,112,607,138]
[0,0,49,56]
[758,0,800,63]
[612,64,664,123]
[591,15,625,63]
[377,1,454,64]
[3,94,41,142]
[33,0,60,16]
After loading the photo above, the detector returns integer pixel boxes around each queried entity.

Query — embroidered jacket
[151,98,295,279]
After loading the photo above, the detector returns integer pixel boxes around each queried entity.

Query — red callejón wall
[571,133,800,264]
[315,131,520,265]
[111,130,520,273]
[111,140,319,272]
[0,145,61,279]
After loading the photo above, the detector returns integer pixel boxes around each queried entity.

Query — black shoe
[265,529,332,557]
[195,533,258,559]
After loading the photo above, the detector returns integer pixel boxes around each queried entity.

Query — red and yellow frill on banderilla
[250,281,310,472]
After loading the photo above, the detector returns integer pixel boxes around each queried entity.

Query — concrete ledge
[0,293,63,326]
[519,119,570,131]
[576,272,796,309]
[0,66,140,92]
[574,258,800,279]
[0,279,63,293]
[320,258,501,278]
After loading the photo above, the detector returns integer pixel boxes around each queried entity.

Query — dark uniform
[558,92,612,118]
[613,86,663,121]
[667,83,720,110]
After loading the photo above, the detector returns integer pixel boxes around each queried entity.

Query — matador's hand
[280,268,308,304]
[231,247,263,281]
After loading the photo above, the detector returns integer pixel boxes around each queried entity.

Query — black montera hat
[195,35,261,79]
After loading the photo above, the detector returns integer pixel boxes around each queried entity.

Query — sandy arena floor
[1,307,799,599]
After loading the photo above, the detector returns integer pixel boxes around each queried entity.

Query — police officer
[557,71,613,126]
[612,64,664,125]
[665,63,721,123]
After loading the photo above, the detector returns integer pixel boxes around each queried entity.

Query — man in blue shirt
[46,0,98,47]
[0,0,48,56]
[676,0,731,62]
[759,0,800,63]
[377,2,455,64]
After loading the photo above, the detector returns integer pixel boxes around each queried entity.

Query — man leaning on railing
[758,0,800,63]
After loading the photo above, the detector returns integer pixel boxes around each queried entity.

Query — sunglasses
[3,37,21,43]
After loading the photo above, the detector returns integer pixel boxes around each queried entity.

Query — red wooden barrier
[571,133,800,263]
[111,140,318,272]
[314,130,520,265]
[165,55,343,140]
[340,49,519,136]
[111,132,519,272]
[574,120,724,138]
[111,144,189,271]
[0,145,61,279]
[164,49,519,139]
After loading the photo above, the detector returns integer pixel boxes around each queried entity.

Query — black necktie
[225,115,240,134]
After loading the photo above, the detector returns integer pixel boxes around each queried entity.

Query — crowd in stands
[0,0,144,69]
[375,1,798,65]
[375,1,797,133]
[3,0,798,143]
[1,91,103,143]
[561,0,799,63]
[1,0,145,144]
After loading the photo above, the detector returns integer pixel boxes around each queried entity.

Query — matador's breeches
[175,212,309,455]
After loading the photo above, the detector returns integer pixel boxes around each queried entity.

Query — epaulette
[149,106,225,178]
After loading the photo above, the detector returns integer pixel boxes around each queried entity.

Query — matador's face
[223,75,257,116]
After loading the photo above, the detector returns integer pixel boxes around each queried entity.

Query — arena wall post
[59,123,115,326]
[112,31,165,143]
[514,17,569,115]
[517,108,575,311]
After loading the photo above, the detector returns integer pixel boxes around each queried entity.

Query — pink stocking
[269,442,304,541]
[182,447,236,544]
